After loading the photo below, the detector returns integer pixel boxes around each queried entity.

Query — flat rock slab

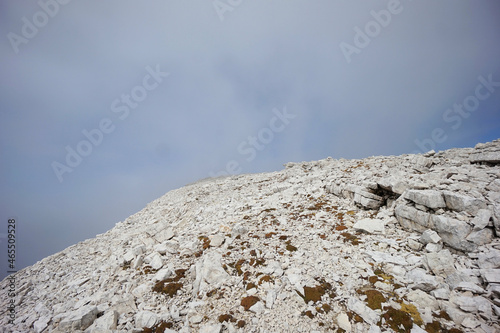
[353,218,385,234]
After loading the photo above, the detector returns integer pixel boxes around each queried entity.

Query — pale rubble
[1,139,500,332]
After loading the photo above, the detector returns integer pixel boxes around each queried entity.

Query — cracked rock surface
[1,139,500,332]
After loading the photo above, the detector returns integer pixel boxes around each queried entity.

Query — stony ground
[1,140,500,333]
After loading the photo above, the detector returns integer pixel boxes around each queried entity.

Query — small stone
[199,323,222,333]
[408,238,423,251]
[425,243,442,253]
[154,268,173,281]
[347,298,379,325]
[209,234,225,247]
[58,305,99,331]
[431,288,450,300]
[478,249,500,269]
[249,301,265,314]
[481,269,500,283]
[407,268,440,291]
[403,190,446,209]
[455,282,486,294]
[337,312,351,332]
[461,316,480,329]
[88,310,118,330]
[466,229,494,245]
[420,229,441,244]
[266,290,277,309]
[135,311,158,329]
[190,315,203,324]
[425,250,455,277]
[472,209,492,231]
[149,253,164,270]
[353,218,385,234]
[33,316,51,333]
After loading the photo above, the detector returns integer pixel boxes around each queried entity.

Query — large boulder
[58,305,99,331]
[442,191,487,215]
[432,215,476,252]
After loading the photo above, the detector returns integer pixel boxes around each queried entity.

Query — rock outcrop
[1,139,500,333]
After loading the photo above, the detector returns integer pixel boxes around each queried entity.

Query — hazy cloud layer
[1,0,499,278]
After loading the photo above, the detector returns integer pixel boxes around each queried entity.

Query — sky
[1,0,500,280]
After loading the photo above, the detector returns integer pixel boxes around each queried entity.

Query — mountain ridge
[1,140,500,333]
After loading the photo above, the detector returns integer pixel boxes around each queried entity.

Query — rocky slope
[1,140,500,333]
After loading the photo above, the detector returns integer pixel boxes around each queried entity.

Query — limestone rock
[199,323,222,333]
[347,298,379,325]
[337,312,351,332]
[135,311,158,329]
[85,310,118,332]
[478,249,500,269]
[58,305,99,331]
[420,229,441,244]
[353,218,385,234]
[425,250,456,277]
[472,209,492,231]
[403,190,446,209]
[407,268,440,291]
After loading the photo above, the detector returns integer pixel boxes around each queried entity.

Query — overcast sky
[1,0,500,280]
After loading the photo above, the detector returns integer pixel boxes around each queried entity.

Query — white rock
[431,215,476,252]
[209,234,225,247]
[193,253,230,296]
[190,315,203,324]
[347,298,379,325]
[123,251,135,263]
[407,238,423,251]
[58,305,99,331]
[249,301,265,314]
[425,250,456,277]
[403,190,446,209]
[425,243,442,253]
[455,282,486,294]
[149,253,164,270]
[453,296,492,318]
[365,325,380,333]
[461,316,481,329]
[86,310,118,331]
[154,228,175,242]
[431,287,450,300]
[199,323,222,333]
[466,229,494,245]
[410,325,427,333]
[135,311,158,329]
[481,269,500,283]
[353,218,385,234]
[154,268,173,281]
[33,316,51,333]
[477,250,500,269]
[406,289,439,311]
[337,312,351,332]
[472,209,492,231]
[365,250,407,266]
[407,268,440,291]
[443,191,487,215]
[266,290,277,309]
